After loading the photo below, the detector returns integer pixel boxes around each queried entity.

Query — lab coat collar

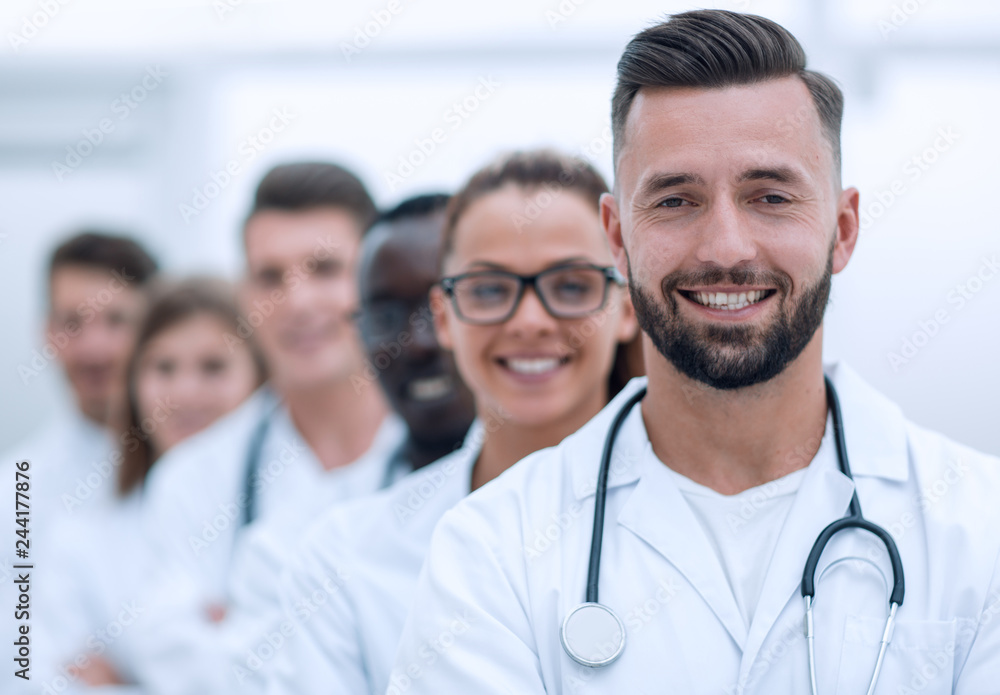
[568,362,909,501]
[619,447,751,646]
[569,377,648,501]
[397,419,484,505]
[825,362,909,483]
[262,400,406,504]
[455,418,486,485]
[313,412,408,492]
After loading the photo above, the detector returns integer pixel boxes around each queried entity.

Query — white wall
[1,0,998,454]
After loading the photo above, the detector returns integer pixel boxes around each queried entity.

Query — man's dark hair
[245,161,378,233]
[611,10,844,175]
[378,193,451,226]
[49,231,158,290]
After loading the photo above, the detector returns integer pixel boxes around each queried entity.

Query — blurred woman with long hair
[38,277,266,690]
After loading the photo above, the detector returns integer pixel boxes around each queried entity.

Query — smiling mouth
[281,327,332,349]
[407,375,454,401]
[497,356,570,375]
[679,289,776,311]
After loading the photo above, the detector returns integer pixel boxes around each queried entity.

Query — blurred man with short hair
[127,162,406,694]
[2,230,158,527]
[1,230,158,692]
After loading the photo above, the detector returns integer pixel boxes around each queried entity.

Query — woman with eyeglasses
[264,150,639,695]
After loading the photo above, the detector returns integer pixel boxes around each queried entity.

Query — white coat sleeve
[127,523,288,695]
[954,549,1000,694]
[264,533,367,695]
[220,524,297,695]
[31,521,104,691]
[140,446,231,590]
[123,563,228,695]
[388,504,547,695]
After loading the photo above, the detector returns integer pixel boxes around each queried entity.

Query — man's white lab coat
[391,364,1000,694]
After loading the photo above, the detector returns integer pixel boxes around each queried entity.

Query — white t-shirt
[661,418,832,630]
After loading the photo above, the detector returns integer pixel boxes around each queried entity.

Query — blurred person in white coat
[0,232,157,692]
[0,232,158,533]
[183,193,481,694]
[32,277,266,693]
[264,151,640,695]
[126,163,406,692]
[389,11,1000,694]
[133,194,479,695]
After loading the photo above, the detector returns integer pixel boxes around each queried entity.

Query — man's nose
[72,318,117,357]
[693,198,758,269]
[410,313,440,357]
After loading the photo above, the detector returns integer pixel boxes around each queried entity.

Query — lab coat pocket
[835,615,955,694]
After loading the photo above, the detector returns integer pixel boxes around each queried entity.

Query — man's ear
[601,192,628,277]
[615,290,639,344]
[832,186,860,275]
[429,285,454,350]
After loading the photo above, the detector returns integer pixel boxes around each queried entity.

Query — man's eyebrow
[636,172,706,200]
[738,167,806,185]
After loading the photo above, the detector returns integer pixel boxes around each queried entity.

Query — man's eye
[254,270,283,287]
[313,259,344,277]
[106,311,130,327]
[368,306,404,328]
[659,197,688,208]
[760,194,788,204]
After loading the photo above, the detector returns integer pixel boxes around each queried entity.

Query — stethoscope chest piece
[560,602,626,668]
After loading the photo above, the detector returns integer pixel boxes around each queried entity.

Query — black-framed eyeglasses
[438,264,625,325]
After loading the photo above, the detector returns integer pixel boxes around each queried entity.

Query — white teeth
[690,290,769,311]
[408,375,452,401]
[506,357,561,375]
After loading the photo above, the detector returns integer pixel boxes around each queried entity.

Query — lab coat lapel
[738,457,856,682]
[618,448,750,647]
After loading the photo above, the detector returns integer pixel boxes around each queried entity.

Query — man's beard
[628,245,834,391]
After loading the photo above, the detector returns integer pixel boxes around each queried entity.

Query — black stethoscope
[561,377,905,694]
[239,390,400,528]
[240,391,281,528]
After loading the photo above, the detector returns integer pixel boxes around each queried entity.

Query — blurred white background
[1,0,998,454]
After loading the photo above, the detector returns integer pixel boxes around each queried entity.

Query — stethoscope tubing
[585,386,647,604]
[801,378,905,606]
